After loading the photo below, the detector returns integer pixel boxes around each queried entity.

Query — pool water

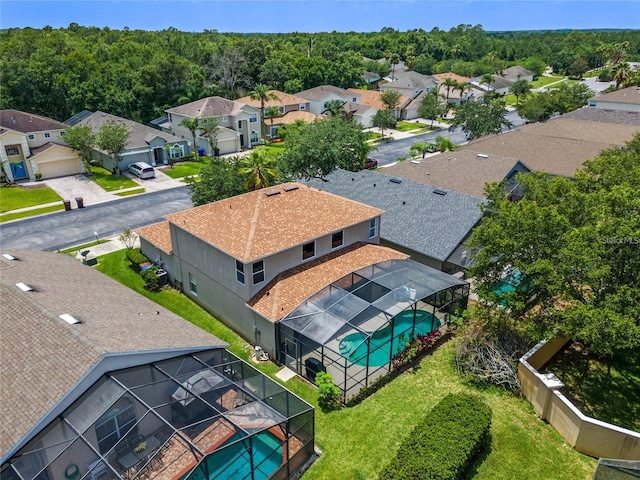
[184,431,283,480]
[338,310,440,367]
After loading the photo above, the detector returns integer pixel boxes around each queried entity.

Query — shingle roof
[0,109,67,133]
[166,96,246,118]
[235,90,309,108]
[303,169,484,262]
[275,110,321,125]
[433,73,471,83]
[77,111,183,151]
[0,249,225,458]
[347,88,410,109]
[164,183,384,262]
[382,71,437,92]
[500,65,535,81]
[562,107,640,126]
[247,242,409,321]
[136,221,173,254]
[296,85,354,101]
[383,150,529,198]
[588,86,640,105]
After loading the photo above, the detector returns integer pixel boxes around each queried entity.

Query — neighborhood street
[0,186,193,251]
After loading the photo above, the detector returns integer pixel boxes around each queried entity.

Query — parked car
[365,159,378,170]
[128,162,155,179]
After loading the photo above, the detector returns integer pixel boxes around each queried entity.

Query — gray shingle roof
[303,169,483,263]
[166,96,246,118]
[562,107,640,126]
[296,85,354,101]
[0,249,226,458]
[1,109,67,133]
[588,86,640,105]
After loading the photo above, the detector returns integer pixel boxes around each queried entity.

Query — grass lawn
[394,121,427,132]
[409,127,433,134]
[0,184,62,212]
[366,131,383,140]
[97,249,596,480]
[531,76,566,89]
[0,204,65,222]
[255,142,286,157]
[60,239,109,254]
[161,160,210,179]
[91,166,138,191]
[115,188,145,197]
[544,343,640,432]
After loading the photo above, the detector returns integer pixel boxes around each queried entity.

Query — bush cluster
[391,331,441,370]
[315,372,342,412]
[378,393,492,480]
[125,248,147,271]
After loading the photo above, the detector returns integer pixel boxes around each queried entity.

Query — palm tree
[200,117,221,156]
[480,73,495,94]
[179,117,200,154]
[263,106,282,142]
[238,149,278,191]
[385,51,401,81]
[324,99,346,118]
[435,135,456,152]
[613,62,633,88]
[249,84,280,144]
[441,78,458,103]
[409,141,432,160]
[455,81,471,104]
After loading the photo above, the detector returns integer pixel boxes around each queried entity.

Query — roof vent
[283,185,299,192]
[59,313,81,325]
[389,178,402,184]
[411,160,421,164]
[2,253,17,260]
[477,154,489,158]
[16,282,34,292]
[264,189,281,197]
[433,188,448,196]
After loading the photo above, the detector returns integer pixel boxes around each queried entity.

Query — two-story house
[295,85,362,115]
[160,97,261,156]
[0,110,82,181]
[138,183,468,400]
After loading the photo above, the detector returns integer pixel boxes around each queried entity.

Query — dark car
[364,159,378,170]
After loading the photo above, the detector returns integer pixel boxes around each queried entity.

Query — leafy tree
[569,57,589,79]
[179,117,200,154]
[118,228,138,250]
[516,94,554,123]
[199,117,221,156]
[418,89,446,127]
[316,372,342,412]
[64,124,96,174]
[324,99,347,118]
[249,84,279,143]
[373,108,395,140]
[238,149,278,191]
[435,135,455,152]
[449,98,512,140]
[380,89,402,112]
[508,79,531,105]
[95,121,130,175]
[409,141,432,160]
[279,116,370,180]
[188,155,247,206]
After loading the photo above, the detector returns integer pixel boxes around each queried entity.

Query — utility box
[304,357,324,383]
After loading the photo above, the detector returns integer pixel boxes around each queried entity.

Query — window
[222,115,229,122]
[302,241,315,260]
[278,106,285,114]
[44,133,50,138]
[249,113,258,123]
[250,131,259,144]
[369,218,379,238]
[270,126,279,138]
[332,231,344,249]
[236,260,245,285]
[299,103,306,110]
[95,399,136,454]
[170,143,184,159]
[252,260,264,285]
[59,131,65,137]
[4,145,19,156]
[352,97,357,103]
[189,273,197,295]
[28,134,35,140]
[168,113,172,123]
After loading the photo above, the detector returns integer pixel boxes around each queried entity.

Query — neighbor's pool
[184,431,283,480]
[338,310,440,367]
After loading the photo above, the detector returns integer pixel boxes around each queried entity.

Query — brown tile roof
[235,90,309,108]
[247,242,408,321]
[137,221,173,254]
[164,183,384,262]
[275,110,321,125]
[589,86,640,105]
[166,96,246,118]
[0,109,67,134]
[432,73,471,83]
[0,249,226,457]
[347,89,410,109]
[383,150,526,198]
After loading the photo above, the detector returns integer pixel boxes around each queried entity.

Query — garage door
[37,159,83,179]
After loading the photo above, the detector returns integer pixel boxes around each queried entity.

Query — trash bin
[304,357,324,383]
[63,200,72,211]
[197,147,205,157]
[75,197,84,208]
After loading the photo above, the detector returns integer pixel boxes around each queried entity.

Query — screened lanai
[1,350,314,480]
[278,258,469,400]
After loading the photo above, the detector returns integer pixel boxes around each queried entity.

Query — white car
[128,162,155,179]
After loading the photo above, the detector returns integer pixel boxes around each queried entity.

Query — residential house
[163,97,261,155]
[341,102,378,128]
[296,85,361,115]
[348,88,411,119]
[469,75,513,96]
[362,71,382,87]
[587,86,640,112]
[0,110,82,182]
[379,71,438,100]
[431,73,482,105]
[138,183,468,400]
[500,65,535,83]
[0,249,315,480]
[235,90,313,139]
[67,111,188,173]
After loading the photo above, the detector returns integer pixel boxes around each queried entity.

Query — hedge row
[378,393,492,480]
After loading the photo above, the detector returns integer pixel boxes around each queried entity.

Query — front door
[9,161,28,180]
[239,134,245,148]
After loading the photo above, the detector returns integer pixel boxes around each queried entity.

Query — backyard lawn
[530,75,566,89]
[160,159,211,179]
[91,166,139,191]
[96,250,596,480]
[0,184,62,212]
[255,142,286,157]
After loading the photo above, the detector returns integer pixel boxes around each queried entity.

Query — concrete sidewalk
[70,233,139,261]
[366,118,451,142]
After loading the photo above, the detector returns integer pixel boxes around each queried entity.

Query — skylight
[59,313,81,325]
[15,282,34,292]
[2,253,17,260]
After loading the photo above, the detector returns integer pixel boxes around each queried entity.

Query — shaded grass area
[96,250,595,479]
[91,166,139,191]
[0,204,64,222]
[0,184,62,212]
[115,188,145,197]
[544,343,640,432]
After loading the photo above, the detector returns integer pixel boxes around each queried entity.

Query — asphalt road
[0,186,193,251]
[371,110,526,167]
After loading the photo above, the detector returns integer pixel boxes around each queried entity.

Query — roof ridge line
[244,190,263,261]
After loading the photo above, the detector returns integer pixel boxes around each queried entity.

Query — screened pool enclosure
[278,259,469,400]
[2,350,314,480]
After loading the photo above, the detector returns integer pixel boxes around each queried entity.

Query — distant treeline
[1,24,638,124]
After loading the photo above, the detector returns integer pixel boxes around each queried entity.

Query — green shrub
[378,393,492,480]
[141,267,159,291]
[125,248,147,271]
[316,372,342,412]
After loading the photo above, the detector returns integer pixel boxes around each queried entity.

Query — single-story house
[379,71,438,100]
[469,75,513,96]
[340,102,378,128]
[1,110,83,181]
[500,65,535,83]
[587,86,640,112]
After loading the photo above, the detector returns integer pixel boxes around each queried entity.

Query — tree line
[1,24,638,124]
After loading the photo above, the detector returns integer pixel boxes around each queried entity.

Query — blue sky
[1,1,637,33]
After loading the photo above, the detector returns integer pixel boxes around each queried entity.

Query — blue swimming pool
[338,310,440,367]
[184,431,283,480]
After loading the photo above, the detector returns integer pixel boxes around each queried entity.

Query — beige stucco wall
[519,336,640,460]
